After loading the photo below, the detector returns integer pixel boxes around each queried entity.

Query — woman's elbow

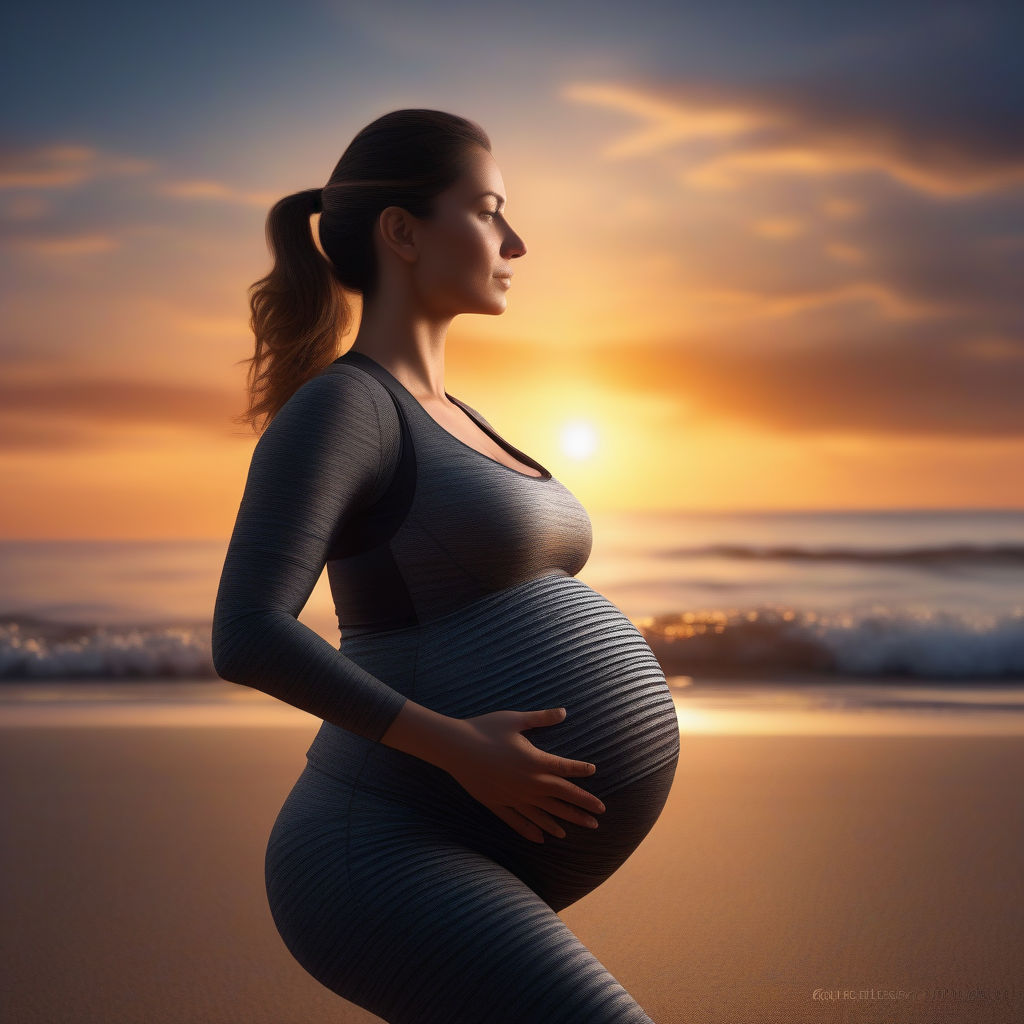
[211,648,233,683]
[210,631,240,683]
[210,605,282,683]
[210,609,251,683]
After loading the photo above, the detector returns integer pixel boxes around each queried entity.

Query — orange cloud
[562,80,1024,196]
[154,179,279,207]
[0,376,236,450]
[8,233,121,256]
[0,144,154,189]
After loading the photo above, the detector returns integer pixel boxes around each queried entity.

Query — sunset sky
[2,0,1022,538]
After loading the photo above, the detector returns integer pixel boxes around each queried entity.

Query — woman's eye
[480,210,499,220]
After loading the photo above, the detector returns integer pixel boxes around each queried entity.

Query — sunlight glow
[560,420,599,461]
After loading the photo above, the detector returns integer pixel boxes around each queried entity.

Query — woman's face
[406,146,527,318]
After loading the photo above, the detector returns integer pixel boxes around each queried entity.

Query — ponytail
[236,186,348,433]
[234,109,491,434]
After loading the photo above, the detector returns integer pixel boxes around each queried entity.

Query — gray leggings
[265,755,677,1023]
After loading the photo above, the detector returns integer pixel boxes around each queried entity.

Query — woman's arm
[212,365,425,744]
[209,363,607,840]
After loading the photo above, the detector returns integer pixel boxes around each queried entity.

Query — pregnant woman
[212,108,680,1023]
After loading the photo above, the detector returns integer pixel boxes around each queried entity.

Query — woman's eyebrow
[475,191,505,208]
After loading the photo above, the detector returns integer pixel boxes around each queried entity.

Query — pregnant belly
[308,572,680,803]
[304,573,680,909]
[411,572,681,797]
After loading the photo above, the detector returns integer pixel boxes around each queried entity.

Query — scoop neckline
[337,349,554,482]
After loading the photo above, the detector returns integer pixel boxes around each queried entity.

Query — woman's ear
[377,206,419,265]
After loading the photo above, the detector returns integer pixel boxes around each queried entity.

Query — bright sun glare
[559,420,599,461]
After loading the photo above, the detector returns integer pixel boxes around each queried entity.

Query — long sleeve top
[210,366,408,742]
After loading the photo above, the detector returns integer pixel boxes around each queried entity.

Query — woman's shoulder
[252,361,402,502]
[260,361,402,457]
[287,361,398,428]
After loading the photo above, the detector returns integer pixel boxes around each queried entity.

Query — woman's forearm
[379,698,469,774]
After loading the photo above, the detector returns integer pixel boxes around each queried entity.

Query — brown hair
[236,108,491,432]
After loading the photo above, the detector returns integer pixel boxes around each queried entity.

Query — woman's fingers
[515,805,568,839]
[534,795,601,829]
[552,755,597,778]
[489,799,599,842]
[454,709,606,841]
[492,805,545,843]
[520,706,567,729]
[538,775,606,816]
[520,711,598,780]
[489,792,605,841]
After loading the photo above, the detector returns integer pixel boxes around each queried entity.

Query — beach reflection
[2,677,1024,733]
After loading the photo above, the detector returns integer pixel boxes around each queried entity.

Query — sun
[559,420,599,461]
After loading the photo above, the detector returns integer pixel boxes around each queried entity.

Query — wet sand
[2,721,1023,1023]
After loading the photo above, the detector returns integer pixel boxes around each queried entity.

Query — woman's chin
[466,296,508,315]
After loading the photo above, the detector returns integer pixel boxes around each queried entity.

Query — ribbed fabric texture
[213,347,681,1022]
[307,572,681,806]
[211,366,410,740]
[266,756,675,1024]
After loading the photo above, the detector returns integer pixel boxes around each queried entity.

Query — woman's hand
[438,707,606,843]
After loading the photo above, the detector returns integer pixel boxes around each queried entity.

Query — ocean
[2,507,1024,732]
[3,508,1022,683]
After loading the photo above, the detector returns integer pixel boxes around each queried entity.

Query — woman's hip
[268,749,677,920]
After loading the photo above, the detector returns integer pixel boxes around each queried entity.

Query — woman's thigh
[265,764,657,1024]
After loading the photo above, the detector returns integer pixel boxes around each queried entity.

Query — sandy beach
[2,710,1022,1024]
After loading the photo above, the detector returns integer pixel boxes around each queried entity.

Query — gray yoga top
[215,347,681,1021]
[212,348,679,799]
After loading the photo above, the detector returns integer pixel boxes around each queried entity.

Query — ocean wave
[3,603,1024,682]
[640,605,1024,679]
[659,543,1024,567]
[0,616,215,679]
